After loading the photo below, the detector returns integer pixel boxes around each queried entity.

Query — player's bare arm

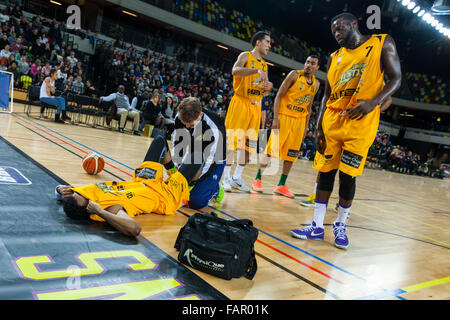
[303,81,320,141]
[315,54,332,154]
[272,70,297,130]
[86,201,142,237]
[347,35,401,120]
[232,52,268,83]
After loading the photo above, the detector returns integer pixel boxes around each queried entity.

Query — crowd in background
[169,0,448,105]
[0,1,447,178]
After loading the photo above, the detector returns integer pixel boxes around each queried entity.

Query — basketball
[82,152,105,175]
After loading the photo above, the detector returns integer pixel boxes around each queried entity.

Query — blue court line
[16,114,405,300]
[16,114,135,171]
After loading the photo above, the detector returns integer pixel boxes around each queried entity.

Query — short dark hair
[331,13,358,25]
[251,31,271,47]
[63,197,90,220]
[178,97,202,123]
[307,55,320,62]
[50,68,57,76]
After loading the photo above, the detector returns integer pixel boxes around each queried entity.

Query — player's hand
[86,201,103,215]
[99,97,103,103]
[347,99,378,120]
[262,81,273,92]
[57,185,74,198]
[258,69,268,84]
[315,128,326,155]
[271,118,280,130]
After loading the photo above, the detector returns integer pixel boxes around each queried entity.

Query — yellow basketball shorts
[312,107,380,177]
[265,113,307,162]
[225,95,261,153]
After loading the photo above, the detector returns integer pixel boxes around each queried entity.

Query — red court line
[12,114,133,178]
[1,135,50,143]
[194,209,343,284]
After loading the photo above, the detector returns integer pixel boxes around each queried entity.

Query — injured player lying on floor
[55,136,203,237]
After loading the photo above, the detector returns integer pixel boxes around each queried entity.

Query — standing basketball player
[252,55,320,198]
[291,13,401,249]
[222,31,273,192]
[300,95,392,207]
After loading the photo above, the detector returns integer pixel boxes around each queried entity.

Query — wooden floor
[1,104,449,300]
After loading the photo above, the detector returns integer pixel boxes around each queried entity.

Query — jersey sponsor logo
[287,149,300,158]
[295,94,313,105]
[334,63,367,87]
[247,88,262,96]
[135,167,157,180]
[0,166,31,185]
[329,88,359,102]
[286,104,306,113]
[341,150,363,169]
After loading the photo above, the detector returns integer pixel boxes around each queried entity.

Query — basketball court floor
[0,104,449,300]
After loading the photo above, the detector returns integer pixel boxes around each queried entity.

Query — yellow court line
[402,276,450,293]
[363,202,450,234]
[350,211,450,248]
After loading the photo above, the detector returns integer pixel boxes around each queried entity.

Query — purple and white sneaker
[291,221,324,240]
[333,222,349,249]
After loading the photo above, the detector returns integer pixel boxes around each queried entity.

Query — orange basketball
[82,152,105,175]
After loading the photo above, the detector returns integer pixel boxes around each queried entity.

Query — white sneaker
[230,177,250,193]
[221,177,232,192]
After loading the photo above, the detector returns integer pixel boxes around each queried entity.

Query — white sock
[313,182,318,194]
[224,166,231,180]
[313,201,327,228]
[232,165,245,180]
[335,204,351,224]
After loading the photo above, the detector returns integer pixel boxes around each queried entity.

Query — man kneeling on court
[55,136,202,237]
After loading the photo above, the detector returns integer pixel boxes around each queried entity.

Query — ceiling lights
[399,0,449,38]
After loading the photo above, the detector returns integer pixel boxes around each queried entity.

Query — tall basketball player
[222,31,273,192]
[291,13,401,249]
[252,55,320,198]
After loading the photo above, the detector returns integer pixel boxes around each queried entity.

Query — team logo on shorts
[341,150,363,169]
[0,166,31,185]
[287,149,300,158]
[135,167,157,180]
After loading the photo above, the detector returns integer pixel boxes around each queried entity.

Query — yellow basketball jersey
[327,34,387,111]
[279,70,317,118]
[72,161,189,222]
[233,51,268,102]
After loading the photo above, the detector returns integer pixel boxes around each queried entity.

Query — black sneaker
[133,130,141,136]
[119,128,124,133]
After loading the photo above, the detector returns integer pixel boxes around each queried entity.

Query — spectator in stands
[100,85,141,135]
[10,35,26,53]
[0,34,8,50]
[29,58,41,81]
[71,75,84,95]
[10,4,22,20]
[48,23,62,47]
[84,80,96,97]
[7,59,19,85]
[0,43,12,60]
[162,95,176,137]
[140,93,165,132]
[131,90,149,113]
[63,74,74,91]
[67,51,78,68]
[18,55,29,75]
[0,57,7,71]
[302,131,316,160]
[40,68,68,123]
[30,37,43,57]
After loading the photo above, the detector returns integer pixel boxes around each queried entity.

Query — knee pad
[317,169,337,192]
[338,171,356,201]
